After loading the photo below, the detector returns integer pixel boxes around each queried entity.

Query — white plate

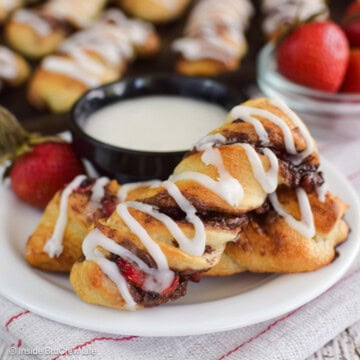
[0,159,359,337]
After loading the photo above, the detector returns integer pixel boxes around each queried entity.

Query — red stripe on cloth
[218,309,299,360]
[5,310,30,330]
[218,268,360,360]
[51,335,138,360]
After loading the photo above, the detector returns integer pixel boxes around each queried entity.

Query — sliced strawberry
[117,258,145,288]
[101,197,118,218]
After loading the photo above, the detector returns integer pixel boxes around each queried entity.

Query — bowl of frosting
[70,74,244,182]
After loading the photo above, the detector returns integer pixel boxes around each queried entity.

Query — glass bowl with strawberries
[257,20,360,140]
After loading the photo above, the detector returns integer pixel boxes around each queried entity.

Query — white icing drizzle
[269,188,315,238]
[41,10,141,86]
[230,99,314,165]
[90,177,109,203]
[118,182,206,258]
[195,133,226,151]
[117,202,170,270]
[0,46,18,80]
[161,180,206,256]
[170,146,244,206]
[262,0,328,36]
[118,180,162,202]
[13,9,52,36]
[99,9,154,46]
[316,182,328,203]
[172,0,253,63]
[270,98,314,164]
[43,175,87,258]
[42,56,102,87]
[236,144,279,194]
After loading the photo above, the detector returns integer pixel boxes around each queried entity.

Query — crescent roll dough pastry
[117,0,191,23]
[206,188,349,276]
[0,45,30,87]
[27,9,160,113]
[172,0,254,76]
[69,98,349,310]
[261,0,329,40]
[5,0,107,59]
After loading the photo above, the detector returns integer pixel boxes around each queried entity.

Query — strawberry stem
[0,107,30,163]
[0,106,65,165]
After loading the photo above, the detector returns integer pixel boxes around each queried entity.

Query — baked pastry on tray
[5,0,107,59]
[27,9,160,113]
[116,0,192,23]
[172,0,254,76]
[67,98,349,310]
[0,45,30,87]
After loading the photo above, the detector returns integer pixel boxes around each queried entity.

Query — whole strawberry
[277,21,350,92]
[341,49,360,93]
[0,107,85,208]
[10,142,85,208]
[342,1,360,47]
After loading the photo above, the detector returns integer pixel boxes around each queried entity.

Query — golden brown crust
[70,260,133,310]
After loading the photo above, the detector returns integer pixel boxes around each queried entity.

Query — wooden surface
[309,321,360,359]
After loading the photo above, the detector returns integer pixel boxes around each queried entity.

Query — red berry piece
[277,21,349,92]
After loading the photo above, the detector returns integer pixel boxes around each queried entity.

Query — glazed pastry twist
[69,98,349,310]
[172,0,254,76]
[117,0,192,23]
[262,0,329,40]
[5,0,107,58]
[27,9,160,113]
[26,177,161,272]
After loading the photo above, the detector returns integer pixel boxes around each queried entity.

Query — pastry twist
[69,98,348,310]
[5,0,107,58]
[117,0,192,23]
[172,0,254,76]
[27,9,160,113]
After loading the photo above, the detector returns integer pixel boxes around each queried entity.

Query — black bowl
[70,74,245,182]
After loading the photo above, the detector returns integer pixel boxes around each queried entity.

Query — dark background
[0,0,353,134]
